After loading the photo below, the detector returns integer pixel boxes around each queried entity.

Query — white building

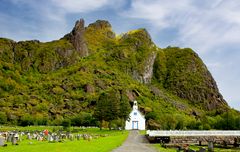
[125,101,146,130]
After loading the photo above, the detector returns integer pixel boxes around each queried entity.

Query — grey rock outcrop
[132,52,156,84]
[70,19,89,57]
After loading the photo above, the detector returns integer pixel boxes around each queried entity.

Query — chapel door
[132,121,138,130]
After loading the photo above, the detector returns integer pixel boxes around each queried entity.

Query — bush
[146,111,157,120]
[71,112,98,127]
[62,119,71,130]
[0,112,7,124]
[19,114,34,126]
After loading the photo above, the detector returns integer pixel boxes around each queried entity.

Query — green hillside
[0,19,239,130]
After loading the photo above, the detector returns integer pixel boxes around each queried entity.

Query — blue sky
[0,0,239,110]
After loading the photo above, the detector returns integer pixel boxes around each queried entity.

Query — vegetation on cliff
[0,19,239,130]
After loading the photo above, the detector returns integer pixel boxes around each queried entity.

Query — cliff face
[0,19,230,126]
[116,29,157,84]
[153,47,227,110]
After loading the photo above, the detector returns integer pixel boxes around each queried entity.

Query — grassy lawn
[153,145,177,152]
[139,130,146,135]
[153,144,240,152]
[0,126,129,152]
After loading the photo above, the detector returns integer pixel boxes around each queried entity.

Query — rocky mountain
[0,19,238,129]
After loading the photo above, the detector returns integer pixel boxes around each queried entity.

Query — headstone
[83,134,87,140]
[88,135,92,141]
[27,133,32,140]
[66,133,70,139]
[7,134,13,142]
[48,135,53,142]
[0,136,5,146]
[14,133,19,141]
[76,134,81,140]
[20,132,25,136]
[69,134,74,141]
[33,133,37,139]
[208,141,214,152]
[2,132,7,140]
[36,135,40,141]
[61,134,67,139]
[53,135,59,142]
[12,138,17,145]
[37,135,43,141]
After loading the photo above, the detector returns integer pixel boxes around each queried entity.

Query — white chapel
[125,101,146,130]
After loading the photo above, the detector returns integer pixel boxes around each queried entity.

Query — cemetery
[0,126,128,152]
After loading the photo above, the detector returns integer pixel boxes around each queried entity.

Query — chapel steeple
[133,101,138,110]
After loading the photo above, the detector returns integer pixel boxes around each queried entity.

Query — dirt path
[112,130,157,152]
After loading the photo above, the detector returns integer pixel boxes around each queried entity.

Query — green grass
[139,130,146,135]
[153,144,176,152]
[0,127,129,152]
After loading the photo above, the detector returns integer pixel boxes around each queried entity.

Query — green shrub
[62,119,71,130]
[19,114,34,126]
[0,112,7,124]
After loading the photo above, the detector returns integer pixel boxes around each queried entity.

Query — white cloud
[123,0,192,28]
[51,0,109,13]
[123,0,240,54]
[49,0,126,14]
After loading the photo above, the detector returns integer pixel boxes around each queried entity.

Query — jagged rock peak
[88,20,112,30]
[74,19,85,32]
[70,18,88,57]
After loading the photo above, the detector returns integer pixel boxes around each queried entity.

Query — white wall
[125,109,145,130]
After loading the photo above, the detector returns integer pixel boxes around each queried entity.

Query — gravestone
[27,133,32,140]
[1,132,7,140]
[83,134,88,140]
[0,136,5,146]
[12,138,17,145]
[33,133,37,139]
[208,141,214,152]
[69,134,74,141]
[61,134,67,139]
[48,135,53,142]
[53,135,59,142]
[14,133,19,141]
[76,134,81,140]
[7,134,13,142]
[36,135,40,141]
[88,135,92,141]
[20,132,25,136]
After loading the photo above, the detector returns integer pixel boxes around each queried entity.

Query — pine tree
[105,89,120,130]
[95,89,132,130]
[119,90,131,129]
[94,92,109,130]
